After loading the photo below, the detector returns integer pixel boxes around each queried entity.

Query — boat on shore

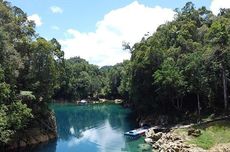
[124,127,149,139]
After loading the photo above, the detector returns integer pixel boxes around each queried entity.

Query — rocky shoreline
[144,126,230,152]
[144,128,205,152]
[4,130,57,151]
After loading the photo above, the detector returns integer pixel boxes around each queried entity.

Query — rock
[208,143,230,152]
[27,136,38,145]
[183,145,190,149]
[145,138,153,144]
[35,134,49,143]
[188,128,201,137]
[172,135,181,141]
[188,128,195,135]
[145,127,155,138]
[2,111,58,151]
[146,128,207,152]
[174,146,180,152]
[157,139,163,145]
[152,132,163,141]
[152,142,160,149]
[138,143,152,151]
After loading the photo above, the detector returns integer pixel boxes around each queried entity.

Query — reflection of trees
[107,105,137,132]
[53,104,136,141]
[30,139,57,152]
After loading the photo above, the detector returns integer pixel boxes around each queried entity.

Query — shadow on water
[29,103,152,152]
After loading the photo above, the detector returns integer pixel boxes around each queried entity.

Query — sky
[8,0,230,66]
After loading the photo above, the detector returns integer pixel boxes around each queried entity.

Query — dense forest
[0,0,230,149]
[127,3,230,119]
[0,0,64,147]
[53,57,130,101]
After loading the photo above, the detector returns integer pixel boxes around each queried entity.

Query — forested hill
[0,0,230,149]
[126,3,230,118]
[53,57,130,101]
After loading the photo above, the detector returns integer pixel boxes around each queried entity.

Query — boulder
[145,138,153,144]
[152,132,163,141]
[145,127,155,138]
[152,143,160,149]
[188,128,201,137]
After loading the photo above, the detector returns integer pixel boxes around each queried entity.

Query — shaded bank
[1,111,57,151]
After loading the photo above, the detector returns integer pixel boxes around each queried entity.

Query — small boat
[80,99,87,104]
[124,127,148,139]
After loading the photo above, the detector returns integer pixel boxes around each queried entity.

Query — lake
[31,103,152,152]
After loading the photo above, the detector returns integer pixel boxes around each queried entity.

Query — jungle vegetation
[0,0,230,146]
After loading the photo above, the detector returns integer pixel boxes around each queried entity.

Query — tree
[183,51,208,119]
[29,38,64,101]
[0,1,64,146]
[207,15,230,111]
[154,57,187,110]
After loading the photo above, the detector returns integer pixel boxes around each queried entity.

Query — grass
[187,121,230,149]
[173,120,230,149]
[188,131,214,149]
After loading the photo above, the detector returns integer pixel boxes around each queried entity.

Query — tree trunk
[222,69,228,111]
[177,98,180,110]
[197,94,200,118]
[180,97,183,109]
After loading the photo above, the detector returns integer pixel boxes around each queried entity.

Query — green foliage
[54,57,131,101]
[127,2,230,115]
[0,82,10,103]
[54,57,103,100]
[1,0,230,147]
[0,101,33,143]
[28,38,64,101]
[154,57,187,90]
[7,101,33,130]
[0,105,13,143]
[0,1,63,145]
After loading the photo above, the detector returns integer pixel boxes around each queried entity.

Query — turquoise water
[32,103,152,152]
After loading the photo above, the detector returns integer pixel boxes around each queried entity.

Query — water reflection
[67,120,125,152]
[32,104,151,152]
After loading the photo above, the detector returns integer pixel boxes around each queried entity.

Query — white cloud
[51,25,60,30]
[28,14,42,27]
[50,6,63,14]
[68,121,125,152]
[60,1,175,66]
[210,0,230,15]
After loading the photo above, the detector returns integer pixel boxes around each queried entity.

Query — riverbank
[2,111,57,151]
[144,119,230,152]
[53,98,125,105]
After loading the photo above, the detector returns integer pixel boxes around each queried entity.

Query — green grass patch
[188,120,230,149]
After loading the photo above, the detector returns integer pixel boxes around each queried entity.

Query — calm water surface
[32,103,152,152]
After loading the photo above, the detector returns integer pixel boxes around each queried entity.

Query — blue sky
[7,0,230,66]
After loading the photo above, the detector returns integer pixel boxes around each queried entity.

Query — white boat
[124,127,148,138]
[80,100,87,104]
